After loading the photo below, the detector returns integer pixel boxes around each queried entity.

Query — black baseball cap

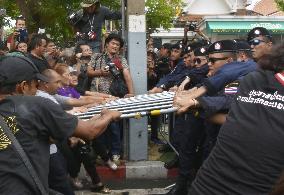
[247,27,272,42]
[0,56,49,85]
[207,40,237,54]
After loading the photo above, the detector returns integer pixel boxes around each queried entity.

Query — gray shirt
[74,6,121,43]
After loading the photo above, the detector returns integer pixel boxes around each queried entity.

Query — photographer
[87,33,134,163]
[69,0,121,53]
[6,16,28,51]
[88,33,134,97]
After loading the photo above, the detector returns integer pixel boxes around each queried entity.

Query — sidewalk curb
[94,161,178,181]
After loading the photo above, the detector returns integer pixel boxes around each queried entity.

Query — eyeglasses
[208,57,228,64]
[249,39,266,46]
[193,58,206,64]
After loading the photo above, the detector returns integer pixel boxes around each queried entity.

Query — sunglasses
[208,57,228,64]
[249,39,266,46]
[193,58,206,64]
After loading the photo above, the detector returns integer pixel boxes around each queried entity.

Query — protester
[0,56,121,194]
[27,34,50,73]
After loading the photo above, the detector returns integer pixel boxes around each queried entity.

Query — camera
[105,62,121,78]
[77,142,91,155]
[186,23,197,31]
[68,9,83,26]
[16,28,28,42]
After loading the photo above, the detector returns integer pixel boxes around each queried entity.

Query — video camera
[186,23,197,31]
[68,9,83,26]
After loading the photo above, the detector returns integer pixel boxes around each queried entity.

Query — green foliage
[275,0,284,11]
[145,0,184,33]
[0,0,183,43]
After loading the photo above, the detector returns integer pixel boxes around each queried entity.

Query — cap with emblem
[194,47,207,56]
[207,40,237,54]
[171,42,184,50]
[0,56,49,85]
[235,40,251,52]
[247,27,272,42]
[80,0,99,8]
[161,43,172,50]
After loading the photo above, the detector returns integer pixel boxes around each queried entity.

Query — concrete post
[126,0,148,160]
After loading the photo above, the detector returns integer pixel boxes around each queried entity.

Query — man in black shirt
[71,0,121,52]
[27,34,50,73]
[185,42,284,195]
[0,56,120,194]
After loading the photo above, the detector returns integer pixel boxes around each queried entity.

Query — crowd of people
[0,0,284,195]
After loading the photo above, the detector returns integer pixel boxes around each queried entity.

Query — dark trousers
[109,122,122,155]
[48,151,75,195]
[58,141,101,185]
[170,114,187,152]
[176,114,206,193]
[202,122,221,161]
[70,144,101,184]
[150,116,160,139]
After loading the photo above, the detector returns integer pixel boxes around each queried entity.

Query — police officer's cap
[161,43,172,50]
[171,42,183,50]
[235,39,251,52]
[194,47,207,56]
[207,40,237,54]
[183,45,193,54]
[247,27,272,42]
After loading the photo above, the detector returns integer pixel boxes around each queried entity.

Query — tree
[275,0,284,11]
[0,0,183,43]
[145,0,184,34]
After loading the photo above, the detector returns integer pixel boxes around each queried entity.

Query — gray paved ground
[75,188,168,195]
[74,178,174,195]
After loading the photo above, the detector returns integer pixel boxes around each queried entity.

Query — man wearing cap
[177,46,209,91]
[247,27,273,61]
[0,56,121,194]
[149,42,187,93]
[164,40,237,195]
[71,0,121,52]
[155,43,172,81]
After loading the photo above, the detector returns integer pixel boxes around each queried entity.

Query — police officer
[149,42,186,93]
[155,43,172,81]
[171,40,255,195]
[247,27,273,61]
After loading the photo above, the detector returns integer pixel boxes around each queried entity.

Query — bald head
[39,69,62,95]
[42,69,61,82]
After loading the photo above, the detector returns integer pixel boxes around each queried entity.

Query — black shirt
[75,6,121,43]
[0,96,78,194]
[27,53,50,73]
[190,70,284,195]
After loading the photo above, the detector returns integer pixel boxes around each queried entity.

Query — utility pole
[0,8,6,41]
[125,0,148,161]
